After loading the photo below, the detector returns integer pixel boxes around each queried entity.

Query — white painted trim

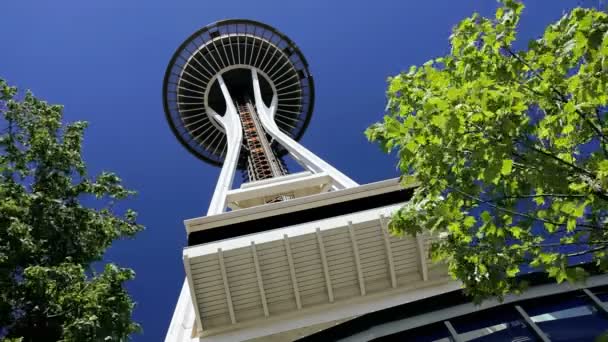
[183,258,204,334]
[164,281,197,342]
[416,234,429,281]
[186,177,415,233]
[348,221,366,296]
[218,249,237,324]
[239,171,312,189]
[184,203,405,258]
[379,215,397,288]
[316,228,334,303]
[226,172,331,203]
[251,242,270,317]
[284,234,302,309]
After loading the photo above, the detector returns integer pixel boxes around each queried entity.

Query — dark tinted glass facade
[302,283,608,341]
[381,286,608,341]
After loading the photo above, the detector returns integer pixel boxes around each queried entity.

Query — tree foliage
[366,1,608,301]
[0,79,143,341]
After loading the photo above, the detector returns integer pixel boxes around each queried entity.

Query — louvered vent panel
[290,233,327,306]
[390,236,419,277]
[256,240,297,313]
[424,235,447,279]
[355,222,391,292]
[184,213,453,333]
[190,255,231,328]
[321,227,358,300]
[223,248,264,322]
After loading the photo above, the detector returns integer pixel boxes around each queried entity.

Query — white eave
[185,177,418,234]
[179,177,454,340]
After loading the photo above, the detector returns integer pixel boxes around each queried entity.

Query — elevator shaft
[237,100,285,181]
[237,100,295,203]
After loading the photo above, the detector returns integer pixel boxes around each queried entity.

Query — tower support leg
[207,75,243,215]
[251,69,358,190]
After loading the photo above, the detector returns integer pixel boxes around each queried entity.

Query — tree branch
[523,142,596,177]
[450,186,604,230]
[566,245,608,258]
[504,45,608,155]
[494,193,588,201]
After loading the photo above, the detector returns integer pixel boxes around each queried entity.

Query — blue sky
[0,1,596,340]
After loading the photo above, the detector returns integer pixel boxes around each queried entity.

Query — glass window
[520,293,608,341]
[591,285,608,303]
[451,306,537,342]
[385,322,453,342]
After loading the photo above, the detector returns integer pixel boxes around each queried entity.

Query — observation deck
[163,19,315,167]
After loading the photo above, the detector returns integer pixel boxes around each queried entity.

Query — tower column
[164,19,368,342]
[251,69,358,190]
[207,75,243,215]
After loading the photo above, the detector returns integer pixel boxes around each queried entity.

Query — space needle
[164,20,438,342]
[163,19,357,216]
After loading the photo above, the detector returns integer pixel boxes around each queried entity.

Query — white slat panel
[266,287,296,302]
[262,274,292,289]
[200,302,229,317]
[193,277,225,291]
[195,286,227,301]
[316,228,334,302]
[283,235,302,310]
[256,240,286,257]
[416,234,429,281]
[299,284,327,296]
[251,242,269,316]
[394,260,419,274]
[191,269,223,281]
[291,233,327,307]
[389,237,416,249]
[380,215,397,288]
[323,227,357,300]
[329,265,357,280]
[200,313,232,328]
[257,239,294,310]
[358,248,388,260]
[391,232,419,277]
[192,256,230,329]
[290,233,317,243]
[355,222,390,293]
[297,274,327,290]
[217,249,236,324]
[185,213,449,333]
[190,261,221,272]
[223,247,262,319]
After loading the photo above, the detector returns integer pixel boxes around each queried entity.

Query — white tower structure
[163,20,451,342]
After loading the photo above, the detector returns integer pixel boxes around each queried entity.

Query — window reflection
[451,307,537,342]
[371,287,608,342]
[521,295,608,341]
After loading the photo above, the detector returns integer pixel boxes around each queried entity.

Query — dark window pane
[521,293,608,341]
[451,306,537,342]
[379,322,452,342]
[592,285,608,303]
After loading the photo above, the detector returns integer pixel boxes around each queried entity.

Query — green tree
[0,79,143,341]
[366,1,608,302]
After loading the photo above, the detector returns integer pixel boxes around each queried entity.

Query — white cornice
[185,177,418,233]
